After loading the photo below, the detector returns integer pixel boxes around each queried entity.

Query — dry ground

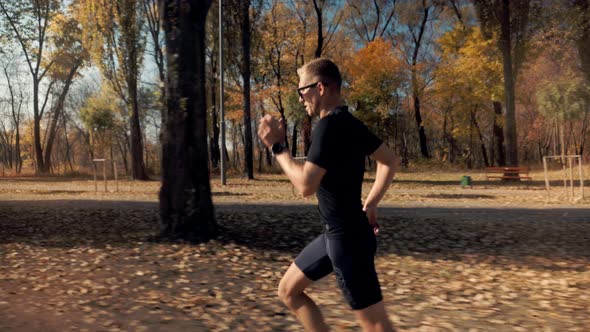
[1,169,589,331]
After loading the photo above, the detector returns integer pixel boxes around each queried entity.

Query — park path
[1,177,589,331]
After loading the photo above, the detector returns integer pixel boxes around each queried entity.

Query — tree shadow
[391,179,541,187]
[1,201,588,271]
[212,191,250,197]
[215,204,590,272]
[421,193,496,199]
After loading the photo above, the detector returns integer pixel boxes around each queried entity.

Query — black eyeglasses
[297,82,322,98]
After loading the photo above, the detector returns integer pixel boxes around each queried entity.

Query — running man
[257,58,398,332]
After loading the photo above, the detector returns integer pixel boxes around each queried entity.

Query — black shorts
[294,222,383,310]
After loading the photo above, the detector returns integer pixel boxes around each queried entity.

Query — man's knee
[278,279,302,308]
[277,279,293,305]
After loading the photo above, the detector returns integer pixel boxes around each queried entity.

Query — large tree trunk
[313,0,324,59]
[411,2,430,159]
[472,108,490,167]
[302,0,324,156]
[575,0,590,84]
[159,0,217,242]
[62,112,74,173]
[291,121,298,157]
[129,76,149,180]
[303,116,312,156]
[209,58,221,169]
[492,101,506,166]
[499,0,518,167]
[241,0,254,179]
[33,80,46,174]
[413,93,429,158]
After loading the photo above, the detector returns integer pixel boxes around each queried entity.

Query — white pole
[579,156,584,199]
[103,161,107,192]
[93,163,98,193]
[543,156,550,198]
[219,0,226,186]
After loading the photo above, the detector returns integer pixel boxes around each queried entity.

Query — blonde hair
[298,58,342,91]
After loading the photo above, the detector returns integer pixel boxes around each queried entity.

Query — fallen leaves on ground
[1,199,589,331]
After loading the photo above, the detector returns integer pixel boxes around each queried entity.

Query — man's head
[297,58,342,117]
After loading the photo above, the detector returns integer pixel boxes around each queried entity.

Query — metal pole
[219,0,226,186]
[543,156,550,198]
[579,156,584,199]
[568,156,574,198]
[93,163,98,193]
[103,161,107,192]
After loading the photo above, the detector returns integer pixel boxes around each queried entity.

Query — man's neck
[319,97,345,119]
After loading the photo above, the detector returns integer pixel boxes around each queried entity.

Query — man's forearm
[365,159,397,207]
[275,152,306,194]
[275,152,324,197]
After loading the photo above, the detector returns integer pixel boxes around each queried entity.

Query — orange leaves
[343,38,404,110]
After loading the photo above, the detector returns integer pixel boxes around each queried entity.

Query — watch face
[272,143,284,154]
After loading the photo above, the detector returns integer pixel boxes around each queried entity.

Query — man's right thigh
[280,233,333,295]
[294,233,333,282]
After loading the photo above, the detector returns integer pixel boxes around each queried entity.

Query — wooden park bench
[485,166,532,181]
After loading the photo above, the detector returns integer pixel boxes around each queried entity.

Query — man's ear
[319,82,327,96]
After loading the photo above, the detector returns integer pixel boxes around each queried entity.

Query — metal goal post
[92,159,119,193]
[542,155,584,200]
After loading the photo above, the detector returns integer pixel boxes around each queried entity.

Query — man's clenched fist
[257,114,285,148]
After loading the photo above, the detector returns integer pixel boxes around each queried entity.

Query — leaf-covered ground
[1,172,589,331]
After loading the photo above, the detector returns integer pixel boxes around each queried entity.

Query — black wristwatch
[271,142,286,156]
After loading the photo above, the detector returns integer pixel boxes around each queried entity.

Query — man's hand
[363,203,380,235]
[257,114,285,148]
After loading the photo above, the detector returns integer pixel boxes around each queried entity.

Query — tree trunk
[63,113,73,173]
[313,0,324,58]
[15,124,22,174]
[127,33,149,180]
[472,108,490,167]
[492,101,506,166]
[116,133,129,174]
[579,106,589,156]
[413,94,429,158]
[411,2,430,159]
[159,0,217,242]
[33,80,46,174]
[291,121,298,157]
[44,62,81,173]
[499,0,518,167]
[3,64,23,173]
[241,0,254,179]
[209,59,220,169]
[302,0,324,155]
[575,0,590,84]
[303,115,312,155]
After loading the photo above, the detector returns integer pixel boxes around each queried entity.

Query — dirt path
[1,176,589,331]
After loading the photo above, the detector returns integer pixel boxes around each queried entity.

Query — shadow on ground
[1,200,588,271]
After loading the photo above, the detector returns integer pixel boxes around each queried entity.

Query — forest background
[1,0,590,179]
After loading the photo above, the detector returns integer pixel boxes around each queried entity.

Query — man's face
[297,71,321,117]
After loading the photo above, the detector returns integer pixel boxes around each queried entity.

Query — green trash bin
[460,175,472,188]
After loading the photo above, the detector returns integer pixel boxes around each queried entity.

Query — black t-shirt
[306,105,382,228]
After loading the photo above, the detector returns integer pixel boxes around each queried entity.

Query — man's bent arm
[365,143,398,208]
[275,152,326,197]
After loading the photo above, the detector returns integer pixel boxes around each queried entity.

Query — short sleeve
[364,124,382,155]
[306,120,334,170]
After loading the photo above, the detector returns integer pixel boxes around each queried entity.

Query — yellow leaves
[431,26,504,140]
[435,26,502,103]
